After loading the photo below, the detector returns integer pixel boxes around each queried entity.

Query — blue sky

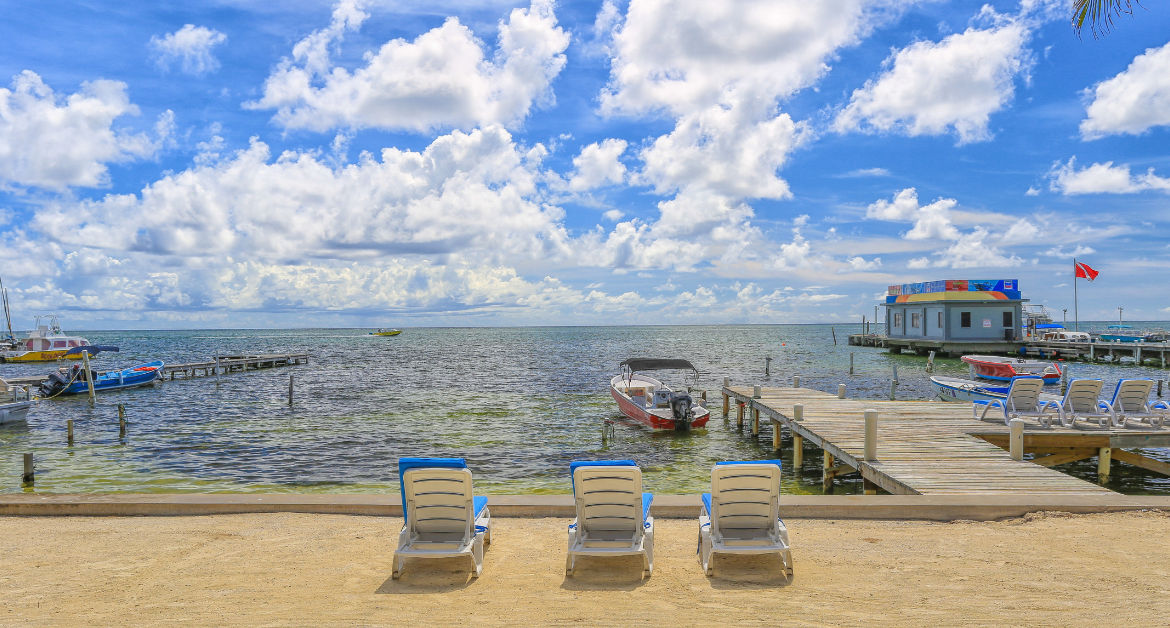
[0,0,1168,328]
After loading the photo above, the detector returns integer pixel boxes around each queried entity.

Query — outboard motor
[668,391,694,431]
[40,368,73,397]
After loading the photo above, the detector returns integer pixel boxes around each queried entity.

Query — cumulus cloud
[0,71,171,189]
[33,125,567,262]
[834,16,1032,144]
[865,188,960,240]
[999,218,1039,245]
[150,25,228,75]
[1047,157,1170,195]
[567,139,627,191]
[247,0,570,133]
[911,227,1023,269]
[844,256,882,271]
[1080,41,1170,139]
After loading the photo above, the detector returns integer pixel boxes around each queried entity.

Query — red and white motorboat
[960,355,1061,384]
[610,358,710,431]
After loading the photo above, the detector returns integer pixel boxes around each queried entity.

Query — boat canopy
[620,358,697,373]
[1036,323,1064,329]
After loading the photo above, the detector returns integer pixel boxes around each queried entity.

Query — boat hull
[1,350,83,363]
[931,376,1061,405]
[370,331,402,336]
[961,355,1060,384]
[45,361,163,397]
[0,400,32,425]
[609,385,710,430]
[1099,334,1142,343]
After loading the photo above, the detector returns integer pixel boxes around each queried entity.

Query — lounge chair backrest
[710,462,781,541]
[399,458,475,541]
[1062,379,1104,413]
[572,462,644,535]
[0,377,9,393]
[1006,377,1045,412]
[1112,379,1154,412]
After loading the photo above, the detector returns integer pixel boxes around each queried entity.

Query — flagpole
[1073,258,1079,332]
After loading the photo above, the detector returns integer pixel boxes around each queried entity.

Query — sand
[3,511,1170,627]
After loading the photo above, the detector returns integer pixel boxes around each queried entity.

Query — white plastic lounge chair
[393,457,490,579]
[973,376,1065,427]
[698,461,792,577]
[1104,379,1170,428]
[1059,379,1116,428]
[565,460,654,577]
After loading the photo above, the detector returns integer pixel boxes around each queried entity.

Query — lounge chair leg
[392,555,403,580]
[565,553,573,576]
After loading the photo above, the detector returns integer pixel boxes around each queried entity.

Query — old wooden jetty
[722,384,1170,495]
[4,353,309,388]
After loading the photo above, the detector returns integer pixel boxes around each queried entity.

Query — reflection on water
[2,325,1169,495]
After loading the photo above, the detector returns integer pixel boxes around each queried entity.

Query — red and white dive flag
[1074,260,1099,281]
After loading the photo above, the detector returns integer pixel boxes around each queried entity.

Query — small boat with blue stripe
[39,360,164,397]
[930,376,1060,405]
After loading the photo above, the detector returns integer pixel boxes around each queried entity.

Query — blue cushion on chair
[397,457,469,518]
[642,493,654,524]
[714,459,783,468]
[473,495,488,519]
[701,493,712,518]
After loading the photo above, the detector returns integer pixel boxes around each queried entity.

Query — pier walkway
[4,353,308,388]
[723,385,1170,496]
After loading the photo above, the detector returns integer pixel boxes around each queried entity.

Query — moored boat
[1099,325,1143,343]
[369,328,402,336]
[930,376,1061,405]
[0,378,33,425]
[960,355,1061,384]
[0,315,117,363]
[39,360,164,397]
[610,358,710,431]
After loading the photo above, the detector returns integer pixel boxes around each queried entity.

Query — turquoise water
[3,325,1169,495]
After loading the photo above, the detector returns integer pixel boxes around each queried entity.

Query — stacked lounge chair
[698,461,792,577]
[392,457,491,579]
[565,460,654,577]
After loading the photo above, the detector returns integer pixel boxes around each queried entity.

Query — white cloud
[865,188,960,240]
[567,139,627,191]
[1025,186,1040,196]
[771,214,812,270]
[150,25,228,75]
[247,0,569,133]
[602,209,624,221]
[577,220,705,271]
[840,167,891,177]
[835,17,1032,144]
[920,227,1023,269]
[999,218,1039,245]
[844,256,882,271]
[33,125,567,262]
[1043,244,1095,257]
[1080,41,1170,139]
[1047,157,1170,195]
[0,71,171,189]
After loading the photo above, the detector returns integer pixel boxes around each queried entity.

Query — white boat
[0,315,111,363]
[931,376,1061,405]
[610,359,710,431]
[961,355,1061,384]
[0,378,33,425]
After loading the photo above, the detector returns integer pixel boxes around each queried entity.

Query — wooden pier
[849,333,1170,366]
[722,385,1170,495]
[4,353,309,388]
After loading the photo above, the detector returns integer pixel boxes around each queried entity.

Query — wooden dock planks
[725,386,1120,495]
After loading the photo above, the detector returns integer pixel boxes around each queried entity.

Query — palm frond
[1071,0,1141,39]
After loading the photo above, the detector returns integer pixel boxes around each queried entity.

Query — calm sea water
[3,325,1170,495]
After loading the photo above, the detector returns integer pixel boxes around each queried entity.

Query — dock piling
[793,403,803,421]
[751,405,760,436]
[753,385,761,398]
[288,375,294,405]
[67,419,73,445]
[736,402,744,429]
[765,357,772,376]
[926,351,935,373]
[793,435,803,468]
[722,378,730,417]
[21,453,34,485]
[772,417,781,451]
[838,384,846,399]
[1159,379,1164,398]
[1098,447,1112,484]
[889,380,897,401]
[822,452,834,493]
[831,327,837,345]
[849,352,854,375]
[118,404,126,439]
[81,350,95,401]
[1009,419,1024,461]
[793,375,800,388]
[864,410,877,461]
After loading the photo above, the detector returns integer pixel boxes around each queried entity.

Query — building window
[960,312,971,328]
[911,313,920,328]
[1003,311,1013,328]
[894,313,903,329]
[938,312,944,328]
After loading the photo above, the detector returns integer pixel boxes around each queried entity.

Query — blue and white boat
[930,376,1060,405]
[39,360,164,397]
[1099,325,1143,343]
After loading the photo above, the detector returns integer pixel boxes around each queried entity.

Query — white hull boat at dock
[931,376,1060,405]
[610,359,710,431]
[0,379,33,425]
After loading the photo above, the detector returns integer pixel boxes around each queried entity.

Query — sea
[3,325,1170,495]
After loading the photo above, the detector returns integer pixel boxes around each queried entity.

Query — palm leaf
[1071,0,1142,39]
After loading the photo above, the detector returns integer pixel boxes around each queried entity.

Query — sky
[0,0,1168,329]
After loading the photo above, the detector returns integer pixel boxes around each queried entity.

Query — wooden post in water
[765,356,772,376]
[926,351,935,373]
[889,380,897,401]
[22,453,34,485]
[838,384,846,399]
[822,451,834,493]
[863,479,878,495]
[288,375,294,405]
[1158,379,1164,397]
[793,375,800,388]
[1009,419,1024,461]
[831,327,837,345]
[81,350,95,401]
[722,378,730,417]
[118,404,126,438]
[772,417,781,451]
[751,406,759,437]
[1098,447,1112,484]
[849,353,854,375]
[793,435,803,468]
[736,402,744,429]
[67,419,74,445]
[863,410,877,461]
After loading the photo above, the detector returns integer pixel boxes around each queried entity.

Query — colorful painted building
[884,279,1022,343]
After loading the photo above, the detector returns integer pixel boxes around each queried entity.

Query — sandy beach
[3,510,1170,627]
